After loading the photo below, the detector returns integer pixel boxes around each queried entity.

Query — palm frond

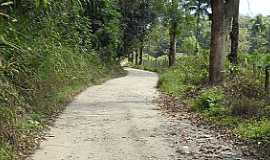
[0,1,13,6]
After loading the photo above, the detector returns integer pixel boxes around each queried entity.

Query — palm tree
[0,1,16,20]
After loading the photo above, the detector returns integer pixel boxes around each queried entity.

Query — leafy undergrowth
[140,54,270,159]
[0,2,126,159]
[0,63,125,160]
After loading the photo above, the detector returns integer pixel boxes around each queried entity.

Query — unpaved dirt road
[28,68,251,160]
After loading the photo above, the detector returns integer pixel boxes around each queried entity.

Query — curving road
[28,68,251,160]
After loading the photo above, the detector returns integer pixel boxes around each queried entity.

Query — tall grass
[0,2,123,159]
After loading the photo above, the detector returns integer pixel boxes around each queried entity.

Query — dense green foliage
[0,1,124,159]
[1,0,270,159]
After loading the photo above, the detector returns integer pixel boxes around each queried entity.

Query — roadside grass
[134,54,270,158]
[0,5,126,158]
[0,142,12,160]
[0,64,125,159]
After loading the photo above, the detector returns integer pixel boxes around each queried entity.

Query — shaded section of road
[28,68,250,160]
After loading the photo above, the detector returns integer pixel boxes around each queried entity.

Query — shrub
[224,71,266,99]
[262,105,270,118]
[158,55,208,97]
[193,87,224,110]
[0,1,123,158]
[158,69,185,96]
[230,97,265,118]
[175,56,208,85]
[0,143,12,160]
[237,119,270,140]
[181,36,200,55]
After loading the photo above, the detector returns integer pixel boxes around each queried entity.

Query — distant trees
[249,15,270,53]
[136,0,157,65]
[187,0,210,53]
[120,0,158,64]
[81,0,122,62]
[162,0,184,67]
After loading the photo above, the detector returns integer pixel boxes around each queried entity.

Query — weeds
[0,142,12,160]
[192,87,225,112]
[237,119,270,140]
[145,54,270,158]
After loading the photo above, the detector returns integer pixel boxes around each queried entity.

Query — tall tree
[209,0,225,85]
[120,0,157,63]
[163,0,183,67]
[228,0,240,65]
[188,0,210,53]
[81,0,122,62]
[209,0,240,84]
[137,0,157,65]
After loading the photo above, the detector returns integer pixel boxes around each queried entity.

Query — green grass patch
[236,119,270,140]
[0,142,12,160]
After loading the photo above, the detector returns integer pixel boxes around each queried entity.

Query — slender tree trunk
[128,52,132,62]
[128,51,134,63]
[265,65,270,93]
[209,0,225,85]
[223,0,234,66]
[195,1,201,54]
[229,0,240,65]
[139,43,143,65]
[123,36,128,61]
[0,55,3,67]
[135,50,138,65]
[169,22,176,67]
[195,13,200,54]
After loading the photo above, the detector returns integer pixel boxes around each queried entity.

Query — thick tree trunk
[168,23,176,67]
[229,0,240,65]
[139,44,143,65]
[209,0,225,85]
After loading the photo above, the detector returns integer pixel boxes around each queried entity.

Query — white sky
[240,0,270,16]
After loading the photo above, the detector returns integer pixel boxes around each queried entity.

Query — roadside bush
[181,36,200,55]
[262,106,270,118]
[158,69,185,96]
[237,119,270,140]
[143,53,270,156]
[0,1,124,158]
[230,97,265,118]
[192,87,229,116]
[224,71,266,99]
[175,56,208,85]
[158,55,208,97]
[0,142,12,160]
